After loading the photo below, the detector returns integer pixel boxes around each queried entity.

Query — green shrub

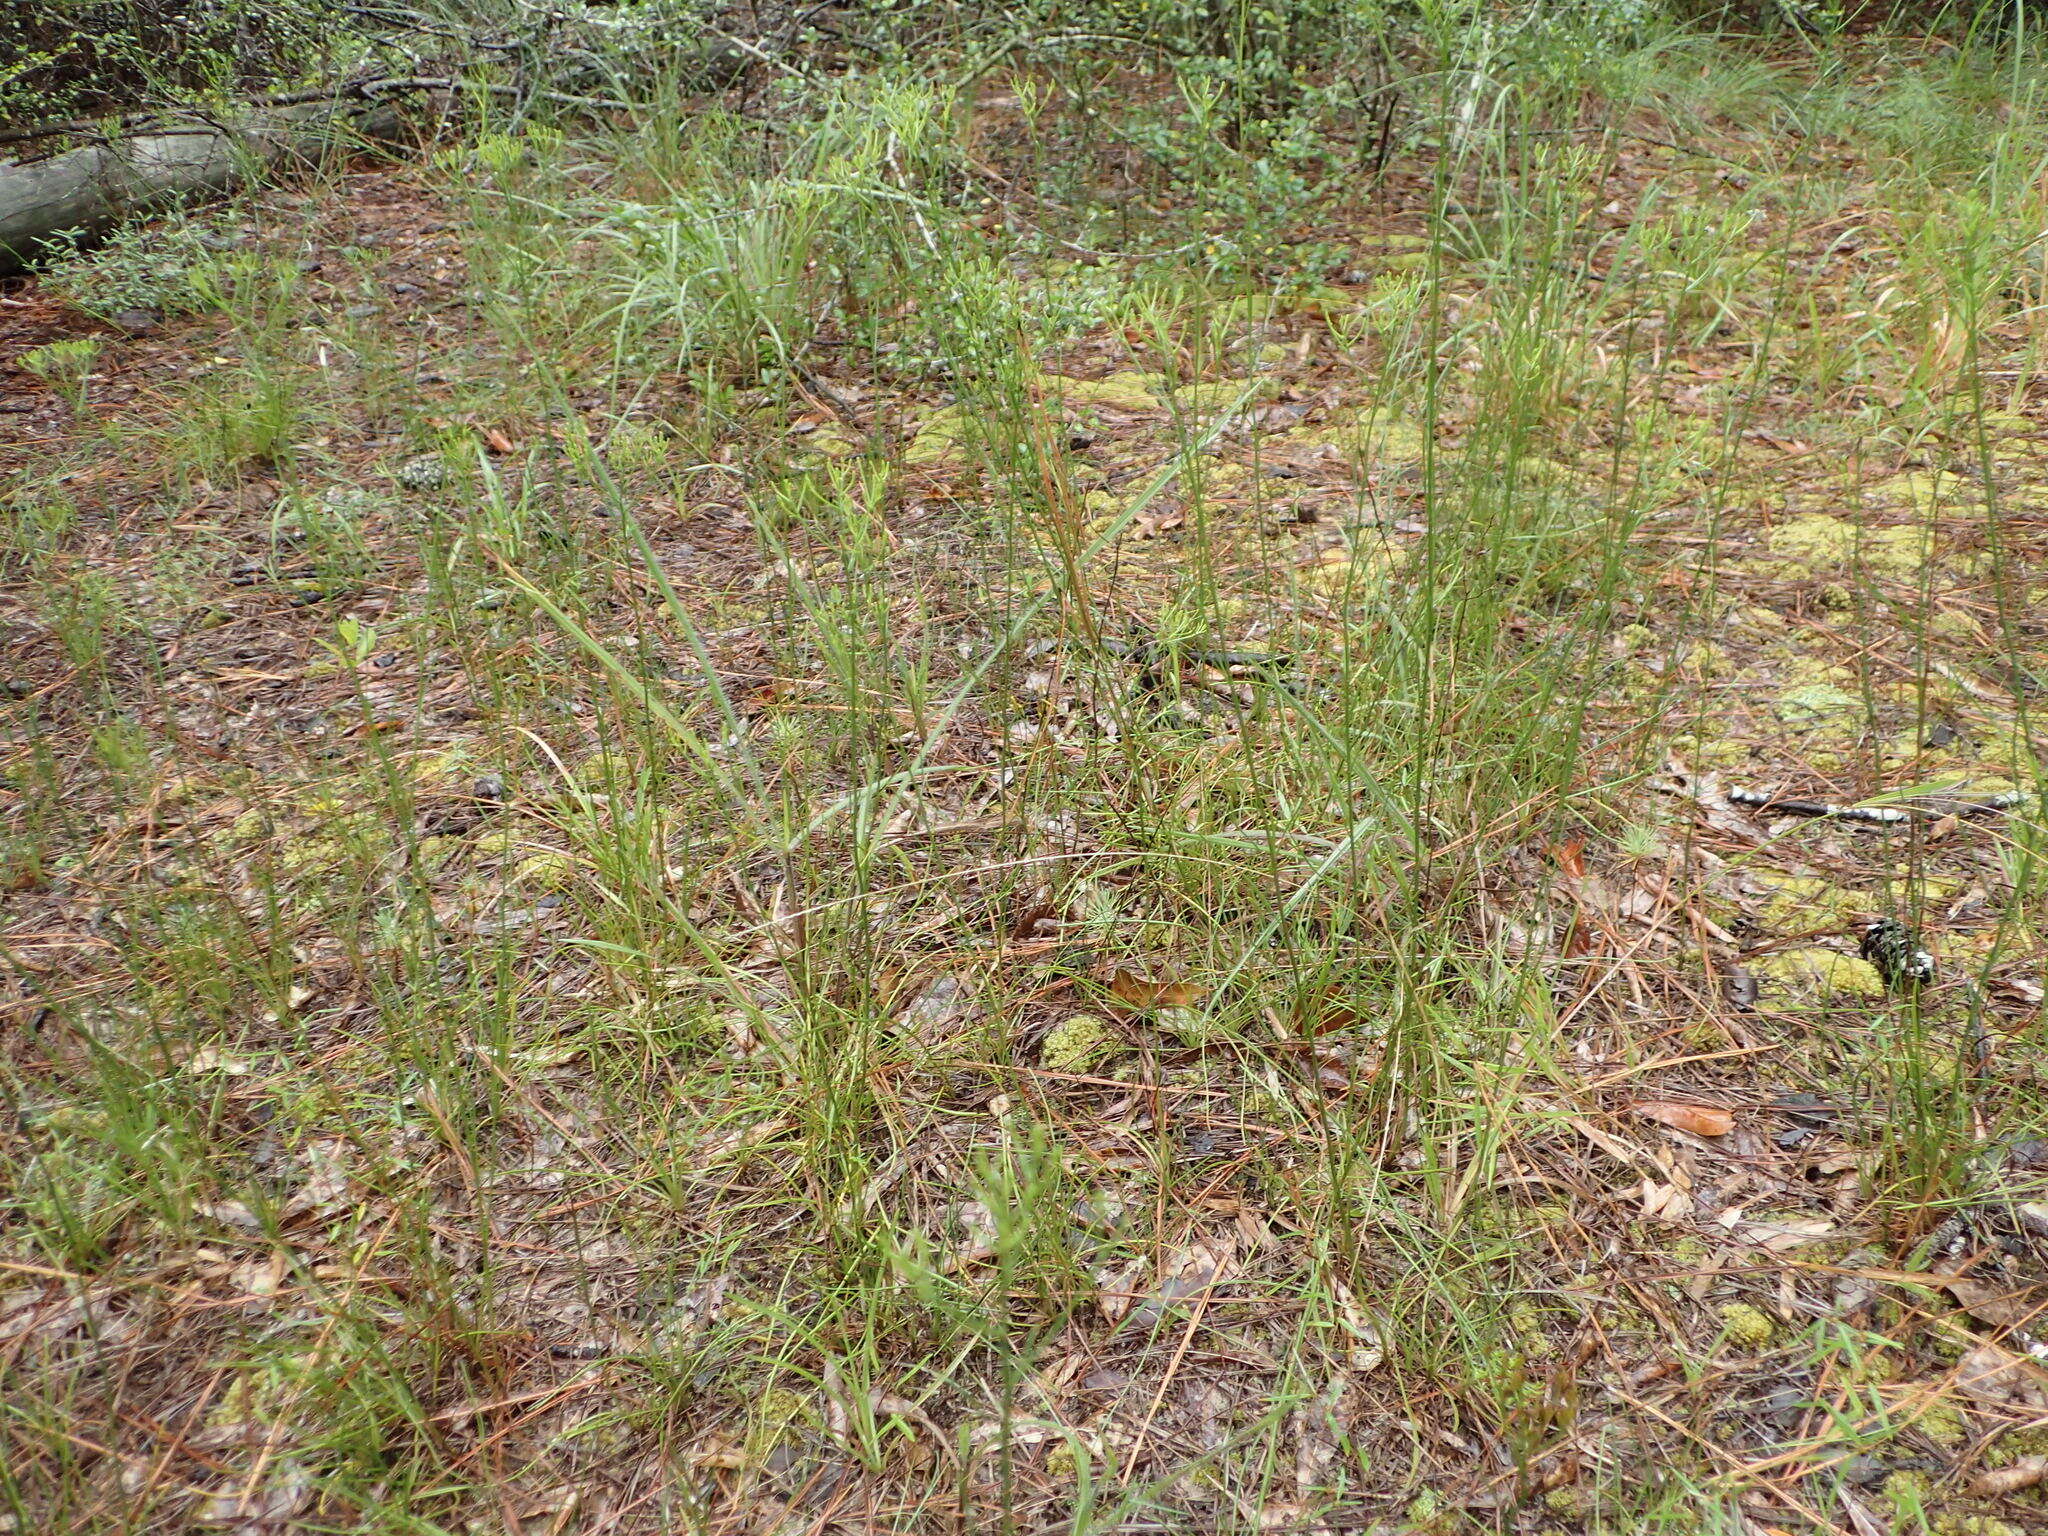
[0,0,347,128]
[40,210,237,321]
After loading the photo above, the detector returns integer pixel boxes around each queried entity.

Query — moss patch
[1281,406,1428,461]
[1718,1302,1775,1349]
[1775,682,1864,731]
[1752,873,1867,932]
[1172,376,1276,413]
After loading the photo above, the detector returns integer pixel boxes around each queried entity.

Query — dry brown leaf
[1640,1179,1693,1222]
[1939,1277,2048,1335]
[897,973,975,1043]
[1563,1112,1646,1166]
[1957,1343,2048,1408]
[1729,1215,1834,1252]
[1631,1101,1734,1138]
[1295,983,1366,1036]
[1108,967,1204,1012]
[1100,1234,1237,1329]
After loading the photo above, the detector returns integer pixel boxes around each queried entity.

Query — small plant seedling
[19,337,102,411]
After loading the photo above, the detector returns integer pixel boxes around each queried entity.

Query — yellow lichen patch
[413,837,464,876]
[902,404,974,468]
[1375,232,1436,271]
[571,752,633,789]
[1751,873,1867,932]
[1775,682,1865,731]
[1762,513,1933,580]
[1752,946,1886,999]
[743,1386,817,1468]
[1717,1302,1776,1349]
[1867,470,1962,517]
[793,421,862,460]
[1171,376,1276,413]
[1299,540,1406,597]
[1281,406,1430,462]
[471,829,518,862]
[1041,1014,1113,1073]
[400,747,474,781]
[1518,456,1585,489]
[511,850,581,890]
[1675,640,1734,683]
[1690,734,1755,767]
[1081,488,1136,536]
[1040,371,1164,413]
[1879,727,1956,769]
[1192,461,1254,500]
[1214,286,1354,324]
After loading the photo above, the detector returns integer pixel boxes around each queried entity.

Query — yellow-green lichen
[903,404,975,467]
[1986,1425,2048,1466]
[510,850,580,890]
[1042,371,1163,413]
[1300,539,1406,596]
[743,1386,817,1466]
[1937,1519,2024,1536]
[1172,376,1276,413]
[1041,1014,1113,1073]
[1917,1401,1969,1449]
[1280,406,1429,461]
[1775,682,1865,730]
[1718,1302,1776,1349]
[1751,873,1867,932]
[1542,1487,1586,1517]
[1751,947,1886,1000]
[1763,513,1933,580]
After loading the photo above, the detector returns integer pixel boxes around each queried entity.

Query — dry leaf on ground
[1957,1343,2048,1408]
[1631,1101,1735,1137]
[1108,967,1204,1012]
[1100,1234,1237,1329]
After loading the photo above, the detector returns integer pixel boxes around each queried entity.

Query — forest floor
[8,28,2048,1536]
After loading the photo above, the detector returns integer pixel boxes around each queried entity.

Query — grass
[7,9,2048,1532]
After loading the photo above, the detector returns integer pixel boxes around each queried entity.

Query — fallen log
[0,94,423,276]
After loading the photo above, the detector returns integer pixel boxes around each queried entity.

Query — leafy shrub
[0,0,347,128]
[39,210,237,321]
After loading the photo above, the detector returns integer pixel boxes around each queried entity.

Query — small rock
[2006,1139,2048,1170]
